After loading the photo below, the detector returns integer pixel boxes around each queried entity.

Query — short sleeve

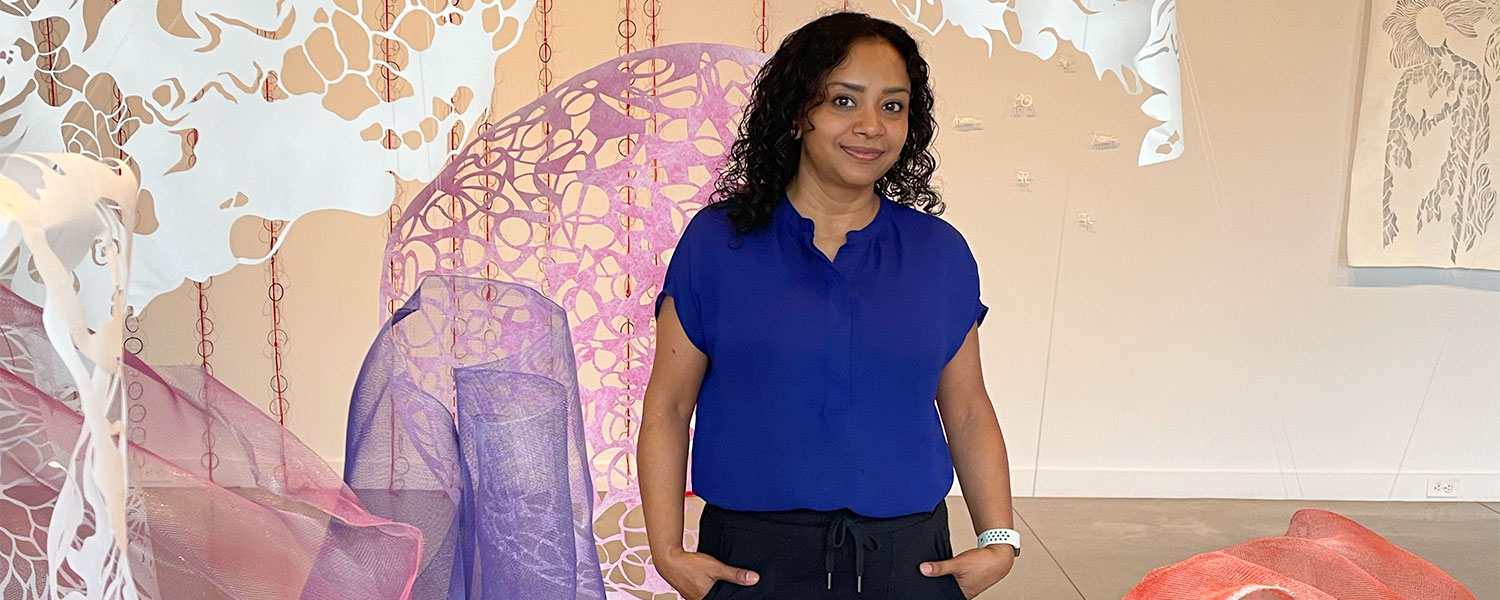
[944,231,987,362]
[655,224,710,355]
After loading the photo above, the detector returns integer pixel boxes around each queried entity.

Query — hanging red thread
[40,18,58,107]
[482,116,496,297]
[383,0,402,317]
[616,0,650,478]
[538,0,555,293]
[196,278,218,480]
[448,118,463,382]
[375,0,403,488]
[265,220,289,426]
[263,218,291,486]
[249,25,290,431]
[196,280,215,376]
[757,1,769,52]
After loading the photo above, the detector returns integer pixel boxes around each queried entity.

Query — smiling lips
[842,145,884,162]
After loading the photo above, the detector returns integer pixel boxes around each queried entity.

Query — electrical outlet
[1427,477,1459,498]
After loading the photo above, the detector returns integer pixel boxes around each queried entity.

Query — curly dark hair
[709,11,943,235]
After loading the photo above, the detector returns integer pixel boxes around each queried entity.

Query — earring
[793,128,802,140]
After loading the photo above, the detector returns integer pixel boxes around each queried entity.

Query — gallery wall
[131,0,1500,502]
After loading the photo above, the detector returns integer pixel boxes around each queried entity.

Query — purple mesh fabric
[0,286,422,600]
[346,275,605,599]
[380,42,767,596]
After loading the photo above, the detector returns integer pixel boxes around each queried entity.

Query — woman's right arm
[641,296,760,598]
[641,295,707,561]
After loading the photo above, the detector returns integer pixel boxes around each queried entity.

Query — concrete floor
[10,488,1488,598]
[943,497,1500,600]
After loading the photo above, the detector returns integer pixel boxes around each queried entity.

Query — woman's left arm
[922,323,1016,596]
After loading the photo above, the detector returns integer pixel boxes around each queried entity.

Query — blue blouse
[655,194,987,518]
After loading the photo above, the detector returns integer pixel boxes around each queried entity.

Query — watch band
[977,528,1021,557]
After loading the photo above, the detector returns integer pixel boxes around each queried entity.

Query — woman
[640,12,1016,600]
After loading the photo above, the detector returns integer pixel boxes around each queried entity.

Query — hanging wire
[1178,25,1304,498]
[757,1,769,53]
[196,277,218,481]
[538,0,555,295]
[618,0,640,477]
[1029,15,1097,499]
[264,219,289,427]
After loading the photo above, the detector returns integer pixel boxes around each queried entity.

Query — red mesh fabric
[1124,509,1475,600]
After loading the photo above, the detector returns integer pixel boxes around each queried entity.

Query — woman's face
[798,38,912,191]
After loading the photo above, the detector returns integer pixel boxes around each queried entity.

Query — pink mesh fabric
[0,286,422,599]
[1124,509,1475,600]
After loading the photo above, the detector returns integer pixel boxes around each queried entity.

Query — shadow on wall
[1343,267,1500,291]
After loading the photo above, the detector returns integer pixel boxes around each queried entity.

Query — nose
[853,105,883,138]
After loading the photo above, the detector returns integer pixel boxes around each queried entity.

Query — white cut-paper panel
[1348,0,1500,269]
[0,153,140,600]
[0,0,535,320]
[892,0,1183,166]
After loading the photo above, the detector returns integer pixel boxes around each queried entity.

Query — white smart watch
[977,528,1021,557]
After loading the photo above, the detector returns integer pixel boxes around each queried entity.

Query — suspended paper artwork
[892,0,1183,166]
[1348,0,1500,269]
[0,0,536,318]
[0,284,423,599]
[1091,131,1121,151]
[0,153,140,600]
[1012,93,1036,118]
[381,42,767,596]
[1059,53,1079,73]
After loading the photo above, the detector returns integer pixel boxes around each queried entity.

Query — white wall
[940,0,1500,500]
[138,0,1500,501]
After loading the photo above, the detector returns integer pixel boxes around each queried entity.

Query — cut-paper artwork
[1059,54,1079,73]
[1012,93,1036,118]
[0,285,422,599]
[1091,132,1121,150]
[892,0,1182,166]
[0,153,140,600]
[1348,0,1500,269]
[382,43,766,596]
[0,0,535,315]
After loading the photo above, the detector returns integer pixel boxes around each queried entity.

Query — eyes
[831,95,906,114]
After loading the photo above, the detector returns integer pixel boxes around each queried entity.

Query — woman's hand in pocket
[656,548,762,600]
[919,545,1015,599]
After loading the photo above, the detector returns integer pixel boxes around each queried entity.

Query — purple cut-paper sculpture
[381,43,767,595]
[347,275,605,599]
[0,286,422,599]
